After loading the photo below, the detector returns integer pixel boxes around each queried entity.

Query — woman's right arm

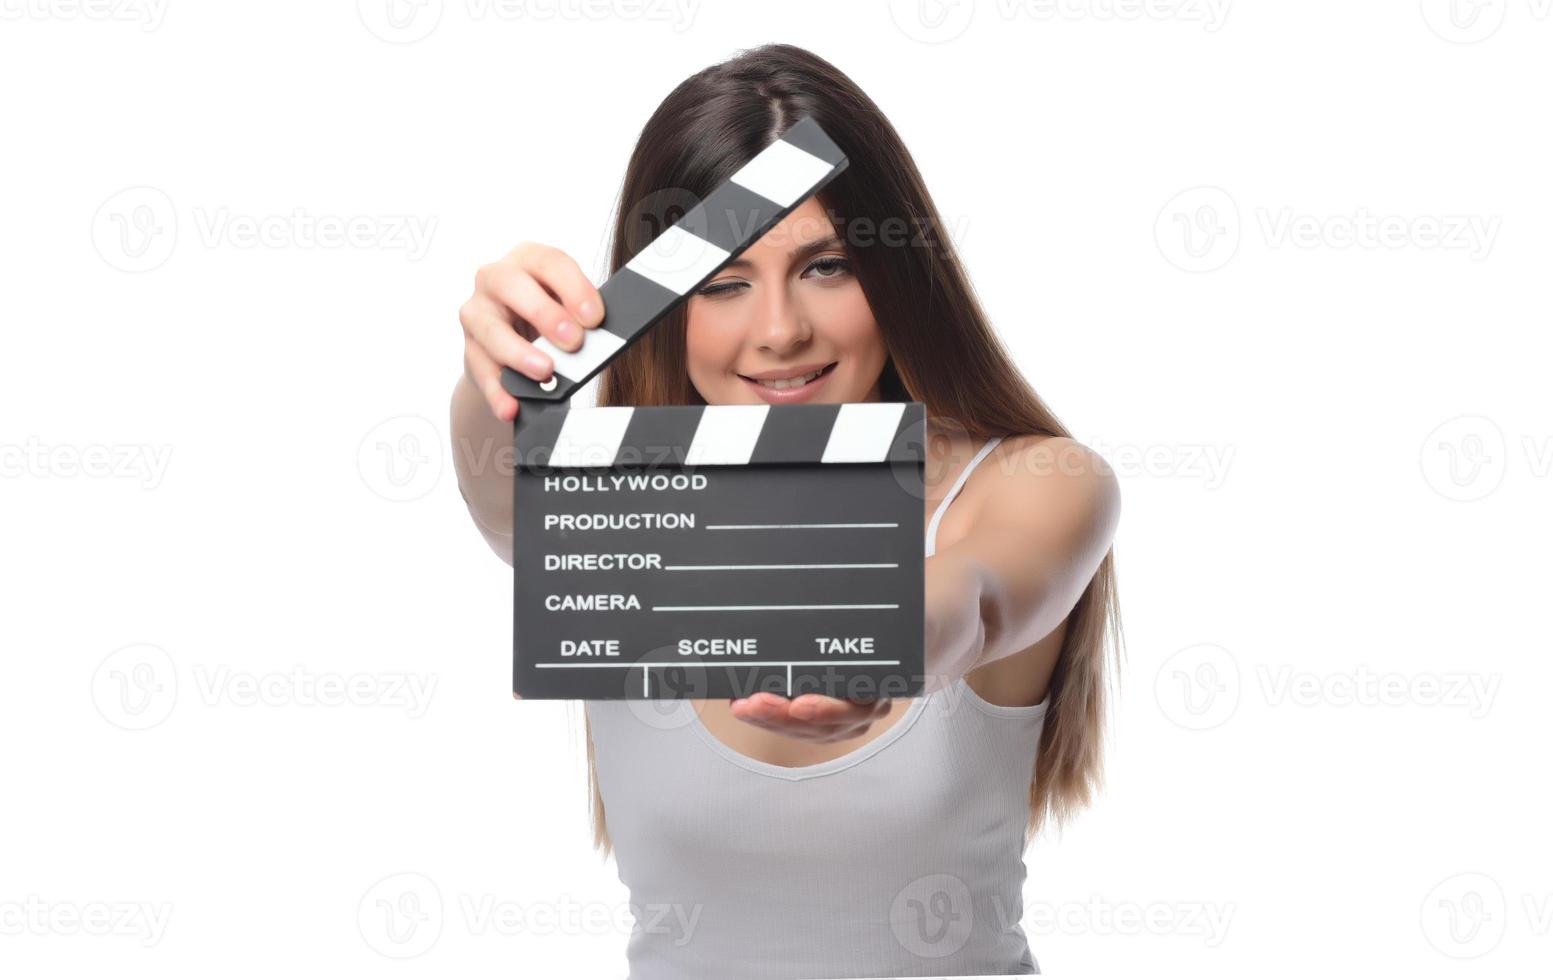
[450,242,605,566]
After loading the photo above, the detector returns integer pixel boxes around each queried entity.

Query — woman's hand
[725,556,982,740]
[728,692,895,743]
[458,241,605,421]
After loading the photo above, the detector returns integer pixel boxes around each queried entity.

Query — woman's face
[684,197,888,406]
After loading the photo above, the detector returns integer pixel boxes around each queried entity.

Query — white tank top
[584,435,1048,978]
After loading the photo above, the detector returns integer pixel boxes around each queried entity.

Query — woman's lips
[738,362,838,403]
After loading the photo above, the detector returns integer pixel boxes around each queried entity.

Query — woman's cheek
[835,310,887,373]
[685,312,734,390]
[824,285,882,347]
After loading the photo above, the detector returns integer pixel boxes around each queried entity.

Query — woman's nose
[753,288,811,353]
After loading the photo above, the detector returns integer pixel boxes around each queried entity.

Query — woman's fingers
[475,260,579,353]
[461,295,555,380]
[457,243,606,423]
[518,242,606,330]
[463,339,519,422]
[790,694,888,724]
[734,713,848,741]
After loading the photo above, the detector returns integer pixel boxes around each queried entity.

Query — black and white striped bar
[514,401,923,469]
[513,401,927,701]
[499,116,849,403]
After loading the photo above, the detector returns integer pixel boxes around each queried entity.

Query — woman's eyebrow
[723,234,844,269]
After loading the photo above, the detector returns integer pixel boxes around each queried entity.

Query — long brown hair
[581,43,1121,856]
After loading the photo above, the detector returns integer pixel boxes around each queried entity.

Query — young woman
[451,44,1121,978]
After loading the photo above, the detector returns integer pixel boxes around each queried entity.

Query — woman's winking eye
[695,254,852,299]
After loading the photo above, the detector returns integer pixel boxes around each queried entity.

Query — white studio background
[2,2,1549,977]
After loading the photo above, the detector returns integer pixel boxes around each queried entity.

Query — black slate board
[512,400,926,700]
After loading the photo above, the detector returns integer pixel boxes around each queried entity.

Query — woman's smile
[736,360,839,403]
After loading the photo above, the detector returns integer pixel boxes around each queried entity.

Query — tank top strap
[926,435,1003,557]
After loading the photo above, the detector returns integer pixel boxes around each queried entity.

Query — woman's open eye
[804,255,851,281]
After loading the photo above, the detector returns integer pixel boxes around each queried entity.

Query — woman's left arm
[728,436,1119,739]
[922,436,1121,689]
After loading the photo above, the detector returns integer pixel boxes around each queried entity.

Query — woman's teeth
[750,367,827,390]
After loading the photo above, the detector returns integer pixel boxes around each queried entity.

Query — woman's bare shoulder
[993,432,1111,475]
[976,433,1121,538]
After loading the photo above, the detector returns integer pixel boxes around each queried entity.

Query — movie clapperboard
[500,116,927,701]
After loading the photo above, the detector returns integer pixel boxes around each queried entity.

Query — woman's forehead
[745,197,839,259]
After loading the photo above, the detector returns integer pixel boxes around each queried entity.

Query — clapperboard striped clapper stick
[502,116,928,700]
[498,115,849,404]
